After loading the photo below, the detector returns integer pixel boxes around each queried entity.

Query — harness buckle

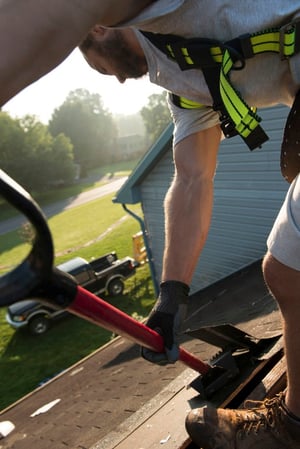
[219,114,238,139]
[226,34,254,61]
[279,17,300,60]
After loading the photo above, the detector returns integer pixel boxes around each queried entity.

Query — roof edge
[113,122,174,204]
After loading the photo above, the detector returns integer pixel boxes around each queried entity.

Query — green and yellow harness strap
[141,19,300,150]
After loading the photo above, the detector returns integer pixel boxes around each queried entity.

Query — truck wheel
[107,278,124,296]
[29,316,50,335]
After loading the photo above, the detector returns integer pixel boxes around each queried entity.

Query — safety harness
[141,19,300,151]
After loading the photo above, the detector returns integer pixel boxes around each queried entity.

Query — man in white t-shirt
[79,4,300,448]
[1,1,300,448]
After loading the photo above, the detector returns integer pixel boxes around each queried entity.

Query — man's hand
[142,280,189,365]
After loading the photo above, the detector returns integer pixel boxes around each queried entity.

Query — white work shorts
[267,173,300,270]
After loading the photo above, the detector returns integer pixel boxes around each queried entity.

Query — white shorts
[267,173,300,270]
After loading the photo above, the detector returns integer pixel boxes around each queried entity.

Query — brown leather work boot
[185,392,300,449]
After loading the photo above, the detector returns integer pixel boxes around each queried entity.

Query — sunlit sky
[3,48,164,123]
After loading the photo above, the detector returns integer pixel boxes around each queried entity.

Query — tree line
[0,89,170,192]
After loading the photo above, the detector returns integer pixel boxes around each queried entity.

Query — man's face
[84,28,147,84]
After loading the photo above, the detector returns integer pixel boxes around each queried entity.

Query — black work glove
[142,280,189,365]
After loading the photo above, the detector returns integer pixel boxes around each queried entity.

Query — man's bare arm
[0,0,154,105]
[162,125,222,284]
[142,125,221,364]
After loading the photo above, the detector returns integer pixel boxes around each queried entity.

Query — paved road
[0,177,127,235]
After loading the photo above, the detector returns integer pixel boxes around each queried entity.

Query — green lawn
[0,264,154,410]
[0,160,138,221]
[0,193,142,270]
[0,183,156,410]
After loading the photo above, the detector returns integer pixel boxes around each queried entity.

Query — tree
[140,91,171,143]
[20,115,75,190]
[48,89,117,175]
[0,113,75,190]
[50,133,76,183]
[0,112,26,182]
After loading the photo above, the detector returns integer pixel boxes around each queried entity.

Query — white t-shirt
[122,0,300,145]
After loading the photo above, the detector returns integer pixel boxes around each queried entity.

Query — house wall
[140,105,290,294]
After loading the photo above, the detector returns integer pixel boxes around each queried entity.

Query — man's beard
[101,30,147,80]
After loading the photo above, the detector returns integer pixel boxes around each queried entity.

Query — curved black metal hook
[0,169,54,307]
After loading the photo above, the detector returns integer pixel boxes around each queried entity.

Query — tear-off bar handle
[70,286,211,375]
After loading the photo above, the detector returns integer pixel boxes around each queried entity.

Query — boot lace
[237,392,284,439]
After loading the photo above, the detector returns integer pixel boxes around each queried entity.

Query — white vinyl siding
[140,105,290,293]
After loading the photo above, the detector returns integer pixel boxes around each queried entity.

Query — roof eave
[113,122,174,205]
